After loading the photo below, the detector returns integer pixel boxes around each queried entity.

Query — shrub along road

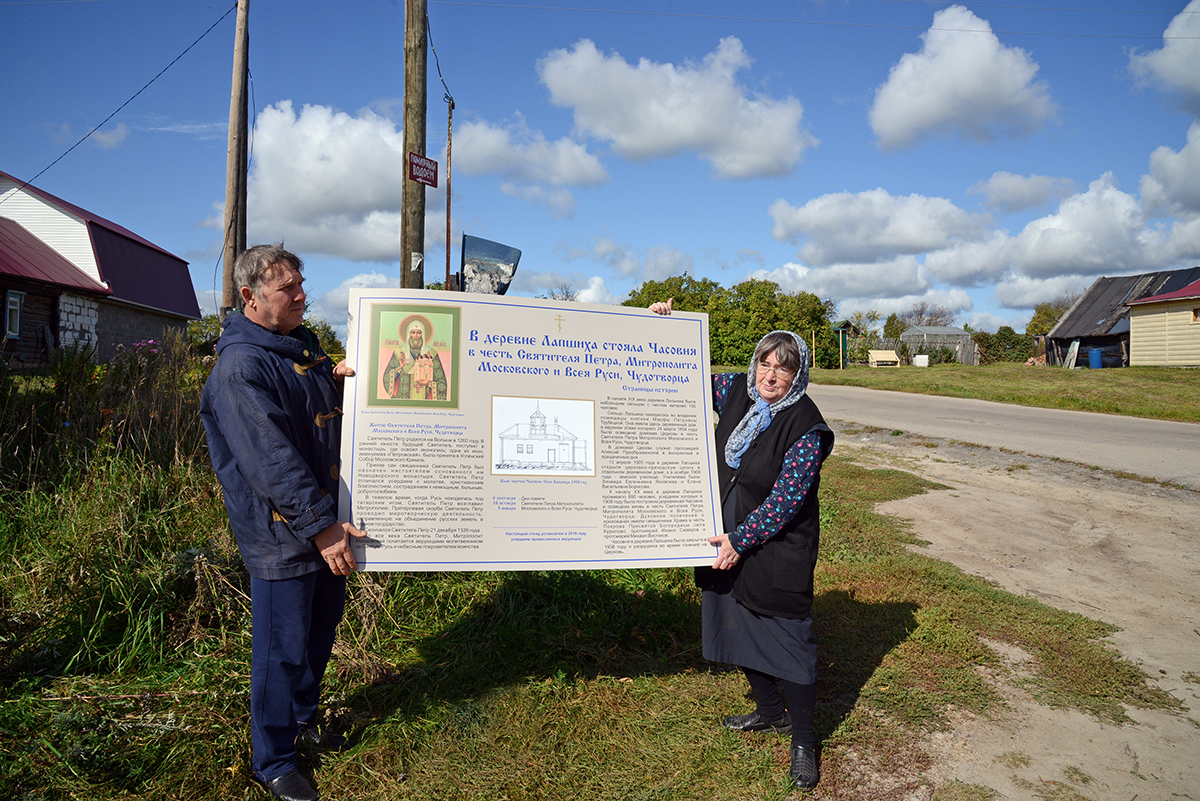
[808,383,1200,490]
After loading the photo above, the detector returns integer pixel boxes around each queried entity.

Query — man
[382,314,447,400]
[200,244,365,801]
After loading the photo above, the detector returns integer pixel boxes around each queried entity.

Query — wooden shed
[1045,267,1200,367]
[1126,278,1200,366]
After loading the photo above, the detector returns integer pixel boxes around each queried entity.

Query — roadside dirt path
[828,421,1200,801]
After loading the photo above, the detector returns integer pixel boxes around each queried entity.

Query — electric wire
[427,1,1200,40]
[0,2,238,209]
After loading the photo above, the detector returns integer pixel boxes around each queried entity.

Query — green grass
[809,363,1200,422]
[0,345,1182,801]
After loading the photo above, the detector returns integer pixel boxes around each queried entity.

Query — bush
[973,327,1034,364]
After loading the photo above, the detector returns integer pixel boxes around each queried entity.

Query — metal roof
[1125,277,1200,306]
[0,171,199,319]
[1047,267,1200,340]
[0,217,111,295]
[900,325,971,338]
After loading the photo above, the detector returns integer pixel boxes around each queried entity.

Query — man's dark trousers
[250,569,346,782]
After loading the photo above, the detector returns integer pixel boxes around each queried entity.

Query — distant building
[1,171,199,367]
[1046,267,1200,367]
[1126,277,1200,367]
[496,404,588,469]
[899,325,977,366]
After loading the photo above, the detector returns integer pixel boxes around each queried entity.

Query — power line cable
[0,2,238,208]
[427,1,1200,40]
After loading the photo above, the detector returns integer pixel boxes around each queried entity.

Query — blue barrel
[1088,348,1103,369]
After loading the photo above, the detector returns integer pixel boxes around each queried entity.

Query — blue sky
[4,0,1200,334]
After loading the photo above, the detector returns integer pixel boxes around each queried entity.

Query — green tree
[191,306,344,355]
[304,315,344,355]
[1026,290,1081,336]
[187,313,222,350]
[844,310,882,363]
[883,312,905,339]
[625,275,837,368]
[623,273,726,314]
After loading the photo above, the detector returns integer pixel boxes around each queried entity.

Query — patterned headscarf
[724,330,811,469]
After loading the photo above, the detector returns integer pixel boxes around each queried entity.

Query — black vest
[699,378,834,619]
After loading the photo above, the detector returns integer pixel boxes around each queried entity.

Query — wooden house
[1,171,199,367]
[1126,278,1200,367]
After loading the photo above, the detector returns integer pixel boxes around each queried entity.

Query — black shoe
[297,725,347,751]
[721,710,792,733]
[789,744,820,790]
[256,769,320,801]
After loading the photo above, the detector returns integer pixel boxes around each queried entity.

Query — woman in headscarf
[652,299,834,790]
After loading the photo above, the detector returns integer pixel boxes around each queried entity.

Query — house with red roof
[1126,277,1200,367]
[0,170,199,367]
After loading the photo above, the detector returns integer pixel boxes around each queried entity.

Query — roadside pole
[401,0,428,289]
[220,0,249,319]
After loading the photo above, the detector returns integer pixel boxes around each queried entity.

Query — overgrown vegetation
[0,345,1179,800]
[972,326,1035,364]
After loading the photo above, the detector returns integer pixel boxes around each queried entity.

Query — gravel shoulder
[826,420,1200,800]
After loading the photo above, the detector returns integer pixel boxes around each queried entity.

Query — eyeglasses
[755,362,795,381]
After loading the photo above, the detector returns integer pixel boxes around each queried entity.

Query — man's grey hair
[232,244,303,310]
[752,331,802,373]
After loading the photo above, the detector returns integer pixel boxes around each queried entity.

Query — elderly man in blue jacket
[200,244,365,801]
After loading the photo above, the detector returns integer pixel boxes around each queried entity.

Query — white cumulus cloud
[539,37,816,178]
[457,115,607,216]
[969,171,1076,214]
[1129,0,1200,110]
[1008,173,1154,278]
[1140,121,1200,215]
[246,101,407,261]
[310,271,399,341]
[560,235,694,283]
[752,256,931,301]
[769,188,993,266]
[869,6,1056,150]
[991,273,1094,310]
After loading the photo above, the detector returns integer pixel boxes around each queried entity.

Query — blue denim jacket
[200,313,343,579]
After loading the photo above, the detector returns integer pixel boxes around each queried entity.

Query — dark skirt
[702,587,817,684]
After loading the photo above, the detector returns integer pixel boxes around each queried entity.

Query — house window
[5,291,23,340]
[1192,308,1199,324]
[516,444,524,454]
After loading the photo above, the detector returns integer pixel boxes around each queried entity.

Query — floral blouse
[713,373,823,555]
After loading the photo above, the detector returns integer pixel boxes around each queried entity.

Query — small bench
[868,349,900,367]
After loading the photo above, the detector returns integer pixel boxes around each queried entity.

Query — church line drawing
[495,402,589,470]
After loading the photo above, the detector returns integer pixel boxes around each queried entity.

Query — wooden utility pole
[445,96,453,290]
[401,0,428,289]
[221,0,250,318]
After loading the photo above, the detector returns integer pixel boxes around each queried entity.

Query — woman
[652,299,834,790]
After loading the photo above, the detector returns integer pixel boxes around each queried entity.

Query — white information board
[338,289,722,571]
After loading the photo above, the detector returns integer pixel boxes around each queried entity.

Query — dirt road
[827,421,1200,801]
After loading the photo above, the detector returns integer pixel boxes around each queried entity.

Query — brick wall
[95,300,189,362]
[58,292,99,351]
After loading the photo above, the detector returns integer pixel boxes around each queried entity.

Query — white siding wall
[0,177,104,285]
[1130,301,1200,366]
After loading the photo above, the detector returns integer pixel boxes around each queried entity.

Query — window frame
[4,290,24,340]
